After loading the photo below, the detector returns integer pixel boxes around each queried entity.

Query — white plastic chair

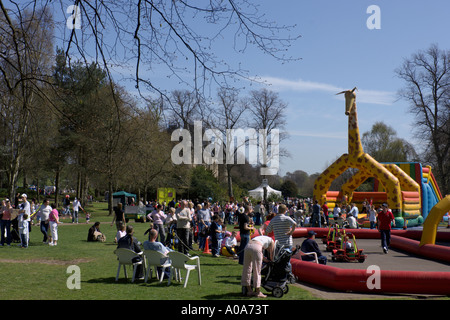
[114,248,145,282]
[144,249,172,284]
[167,251,201,288]
[299,251,319,263]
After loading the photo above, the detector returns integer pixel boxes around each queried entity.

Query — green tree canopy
[362,122,418,162]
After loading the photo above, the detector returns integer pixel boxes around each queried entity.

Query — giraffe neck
[348,103,364,157]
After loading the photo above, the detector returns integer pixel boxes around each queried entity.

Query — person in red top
[377,203,395,254]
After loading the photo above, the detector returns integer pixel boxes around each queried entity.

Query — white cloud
[287,130,346,139]
[261,76,396,106]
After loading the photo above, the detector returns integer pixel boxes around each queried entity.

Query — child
[114,222,126,243]
[336,212,345,228]
[210,215,224,257]
[343,235,353,252]
[85,211,91,224]
[304,213,311,227]
[368,204,377,229]
[222,230,238,258]
[19,213,29,248]
[49,203,59,246]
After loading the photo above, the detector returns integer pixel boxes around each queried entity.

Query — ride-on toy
[324,225,344,252]
[331,232,367,263]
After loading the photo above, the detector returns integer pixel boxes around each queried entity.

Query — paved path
[291,228,450,299]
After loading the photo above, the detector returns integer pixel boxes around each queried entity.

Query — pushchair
[10,217,21,243]
[165,224,178,250]
[260,242,297,298]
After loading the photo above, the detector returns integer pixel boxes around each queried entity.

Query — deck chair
[114,248,145,282]
[167,251,201,288]
[144,249,172,284]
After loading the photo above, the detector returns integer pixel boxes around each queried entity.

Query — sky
[235,0,450,176]
[53,0,450,178]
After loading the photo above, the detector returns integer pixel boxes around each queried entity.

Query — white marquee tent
[248,180,282,200]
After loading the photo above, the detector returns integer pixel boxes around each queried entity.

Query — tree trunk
[108,180,113,216]
[54,167,60,206]
[226,164,234,200]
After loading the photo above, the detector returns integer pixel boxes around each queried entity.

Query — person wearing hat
[377,203,395,254]
[300,230,327,264]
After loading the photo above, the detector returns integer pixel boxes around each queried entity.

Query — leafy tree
[361,122,418,162]
[280,179,298,198]
[189,166,223,202]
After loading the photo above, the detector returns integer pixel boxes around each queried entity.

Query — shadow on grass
[85,276,176,286]
[201,291,245,300]
[85,277,144,285]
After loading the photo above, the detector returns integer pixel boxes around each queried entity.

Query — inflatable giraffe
[313,88,420,225]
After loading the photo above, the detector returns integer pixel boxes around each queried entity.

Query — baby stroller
[165,223,178,250]
[10,217,21,243]
[260,243,298,298]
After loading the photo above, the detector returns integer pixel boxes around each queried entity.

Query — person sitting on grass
[87,222,106,242]
[222,231,238,258]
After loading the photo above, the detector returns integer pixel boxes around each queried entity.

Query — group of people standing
[0,194,61,248]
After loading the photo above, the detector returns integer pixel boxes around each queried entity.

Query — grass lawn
[0,202,317,300]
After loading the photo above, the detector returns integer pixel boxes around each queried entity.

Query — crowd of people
[2,192,396,297]
[0,194,66,248]
[107,196,398,297]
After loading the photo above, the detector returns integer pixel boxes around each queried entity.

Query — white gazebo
[248,179,282,200]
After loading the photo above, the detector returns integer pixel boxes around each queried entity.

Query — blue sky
[54,1,450,177]
[239,1,450,176]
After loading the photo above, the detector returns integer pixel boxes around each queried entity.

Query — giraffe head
[337,87,357,116]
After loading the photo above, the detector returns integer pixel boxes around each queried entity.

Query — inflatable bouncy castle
[313,88,443,228]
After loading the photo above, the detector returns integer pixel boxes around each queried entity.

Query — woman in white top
[38,199,52,243]
[241,235,275,298]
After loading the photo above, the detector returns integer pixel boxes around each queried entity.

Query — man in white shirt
[265,204,297,249]
[72,197,83,224]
